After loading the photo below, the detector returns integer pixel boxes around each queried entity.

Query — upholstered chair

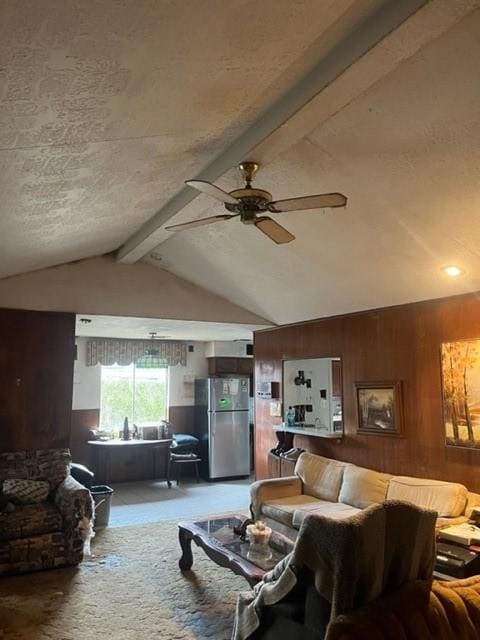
[0,448,93,575]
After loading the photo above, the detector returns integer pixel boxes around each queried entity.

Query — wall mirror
[283,357,343,434]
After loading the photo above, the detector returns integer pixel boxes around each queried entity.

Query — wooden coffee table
[178,515,294,586]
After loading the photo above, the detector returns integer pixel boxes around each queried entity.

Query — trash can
[90,485,114,528]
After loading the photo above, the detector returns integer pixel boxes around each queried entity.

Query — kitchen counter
[274,425,342,439]
[88,438,172,483]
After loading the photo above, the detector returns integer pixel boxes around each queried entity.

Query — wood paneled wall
[168,405,195,435]
[70,408,100,468]
[254,292,480,492]
[0,307,76,452]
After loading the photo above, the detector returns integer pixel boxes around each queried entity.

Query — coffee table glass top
[193,515,294,572]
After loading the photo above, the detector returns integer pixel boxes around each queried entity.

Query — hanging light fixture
[136,332,166,369]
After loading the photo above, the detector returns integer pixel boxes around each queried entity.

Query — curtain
[86,338,187,367]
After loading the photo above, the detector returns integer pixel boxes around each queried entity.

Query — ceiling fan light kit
[165,162,347,244]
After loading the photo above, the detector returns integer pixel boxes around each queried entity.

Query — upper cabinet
[208,357,253,376]
[237,358,254,375]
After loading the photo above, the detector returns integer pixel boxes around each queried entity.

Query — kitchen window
[99,363,168,431]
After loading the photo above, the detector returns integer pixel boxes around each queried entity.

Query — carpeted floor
[0,519,249,639]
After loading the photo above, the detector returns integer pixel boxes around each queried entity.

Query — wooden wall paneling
[331,360,342,396]
[0,310,23,452]
[254,355,283,480]
[0,308,75,453]
[168,405,195,435]
[254,292,480,492]
[70,408,100,468]
[21,310,76,451]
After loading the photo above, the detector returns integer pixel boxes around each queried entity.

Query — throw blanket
[327,576,480,639]
[233,500,436,640]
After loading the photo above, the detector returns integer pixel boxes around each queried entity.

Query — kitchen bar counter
[88,439,172,483]
[273,425,342,440]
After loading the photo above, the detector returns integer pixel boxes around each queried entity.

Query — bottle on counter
[161,420,169,439]
[122,416,130,440]
[286,406,295,427]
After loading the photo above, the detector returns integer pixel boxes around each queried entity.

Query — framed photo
[441,339,480,449]
[355,381,403,436]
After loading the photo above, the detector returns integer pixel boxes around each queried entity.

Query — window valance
[86,339,187,367]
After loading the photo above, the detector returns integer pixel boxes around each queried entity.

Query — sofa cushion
[295,452,347,502]
[387,476,468,517]
[3,478,50,504]
[261,495,323,528]
[292,500,361,529]
[339,465,392,509]
[0,502,63,542]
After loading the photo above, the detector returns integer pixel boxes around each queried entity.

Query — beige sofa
[251,452,480,537]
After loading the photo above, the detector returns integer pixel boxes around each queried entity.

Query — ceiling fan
[165,162,347,244]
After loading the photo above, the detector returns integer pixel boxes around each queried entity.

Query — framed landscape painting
[355,381,403,436]
[441,339,480,449]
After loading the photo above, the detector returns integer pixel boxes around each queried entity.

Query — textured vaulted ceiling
[2,0,480,326]
[0,0,363,277]
[148,3,480,323]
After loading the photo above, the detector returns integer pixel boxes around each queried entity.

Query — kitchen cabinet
[88,439,171,483]
[207,357,253,376]
[237,358,254,374]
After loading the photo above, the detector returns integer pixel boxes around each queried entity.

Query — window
[99,363,168,430]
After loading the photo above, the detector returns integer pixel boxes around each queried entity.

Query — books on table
[438,523,480,546]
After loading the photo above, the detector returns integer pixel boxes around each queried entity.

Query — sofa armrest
[250,476,302,520]
[55,475,94,524]
[465,491,480,518]
[435,515,469,534]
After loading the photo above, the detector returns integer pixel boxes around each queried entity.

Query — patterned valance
[86,339,187,367]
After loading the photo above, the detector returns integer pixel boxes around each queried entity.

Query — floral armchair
[0,448,93,575]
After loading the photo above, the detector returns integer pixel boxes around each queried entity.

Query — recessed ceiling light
[442,265,465,277]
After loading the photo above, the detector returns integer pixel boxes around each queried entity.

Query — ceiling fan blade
[270,192,347,212]
[254,216,295,244]
[165,214,237,232]
[185,180,240,205]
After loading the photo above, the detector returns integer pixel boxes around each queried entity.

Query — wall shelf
[274,425,342,440]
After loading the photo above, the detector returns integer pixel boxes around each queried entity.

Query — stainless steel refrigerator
[195,377,250,480]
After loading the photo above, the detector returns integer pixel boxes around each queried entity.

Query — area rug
[0,519,249,640]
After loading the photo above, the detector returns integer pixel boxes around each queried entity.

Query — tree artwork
[442,340,480,448]
[355,382,402,436]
